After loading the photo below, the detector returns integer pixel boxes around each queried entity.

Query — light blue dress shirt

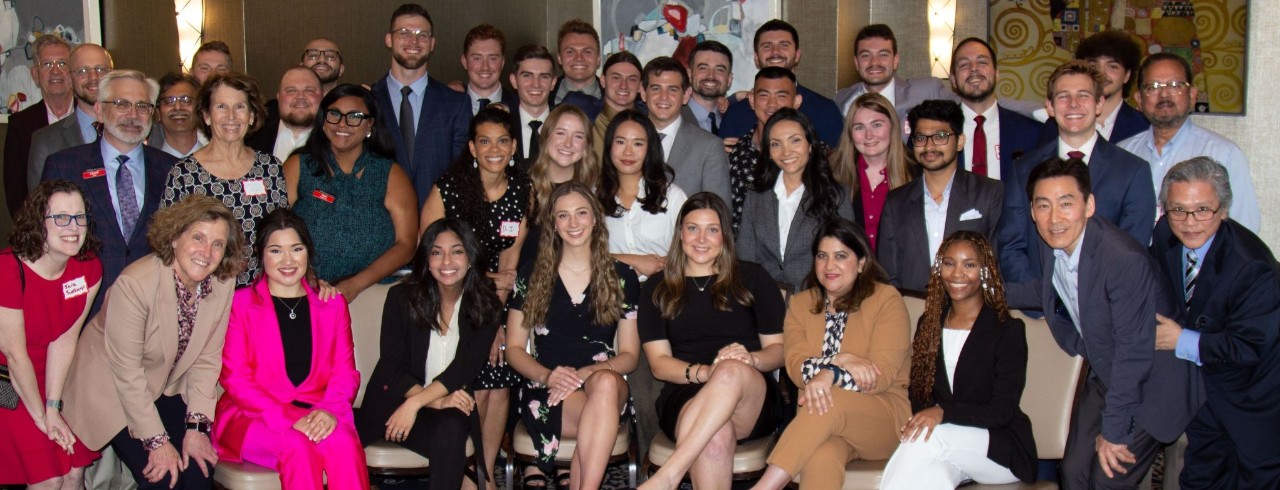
[76,106,97,144]
[1175,234,1215,365]
[385,72,430,132]
[1052,229,1085,334]
[100,140,145,235]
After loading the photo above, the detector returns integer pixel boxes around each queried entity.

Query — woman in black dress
[506,182,640,490]
[637,192,786,490]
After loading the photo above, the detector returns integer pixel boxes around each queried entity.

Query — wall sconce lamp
[928,0,956,77]
[174,0,204,70]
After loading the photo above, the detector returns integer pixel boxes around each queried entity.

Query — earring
[980,267,990,293]
[472,158,478,169]
[508,157,515,167]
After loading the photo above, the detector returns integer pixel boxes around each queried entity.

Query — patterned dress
[162,151,288,287]
[508,260,639,473]
[727,128,761,235]
[291,152,397,282]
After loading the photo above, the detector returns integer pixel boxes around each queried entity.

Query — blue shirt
[100,140,145,235]
[76,106,97,144]
[1175,234,1216,365]
[385,72,429,134]
[1052,229,1085,335]
[686,101,720,133]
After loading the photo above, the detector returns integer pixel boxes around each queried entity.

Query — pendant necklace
[275,296,304,320]
[691,275,714,292]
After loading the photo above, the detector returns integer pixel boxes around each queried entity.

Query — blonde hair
[528,105,599,220]
[830,93,912,194]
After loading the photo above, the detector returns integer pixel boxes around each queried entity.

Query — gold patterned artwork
[990,0,1247,114]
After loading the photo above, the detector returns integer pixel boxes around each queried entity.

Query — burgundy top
[857,156,890,250]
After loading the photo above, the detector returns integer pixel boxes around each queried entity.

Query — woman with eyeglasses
[0,180,102,488]
[285,83,418,302]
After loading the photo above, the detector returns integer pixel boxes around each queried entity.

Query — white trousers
[879,423,1019,489]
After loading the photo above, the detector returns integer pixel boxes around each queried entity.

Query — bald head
[301,38,344,86]
[69,44,114,107]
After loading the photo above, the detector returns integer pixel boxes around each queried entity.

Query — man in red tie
[948,38,1041,181]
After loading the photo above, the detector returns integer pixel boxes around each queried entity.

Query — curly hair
[405,218,502,333]
[807,218,885,314]
[9,180,101,262]
[653,192,753,319]
[909,231,1010,405]
[148,195,245,282]
[195,72,268,139]
[830,92,912,193]
[528,104,599,220]
[597,109,672,218]
[520,182,623,328]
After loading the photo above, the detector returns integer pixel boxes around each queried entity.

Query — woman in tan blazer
[752,218,912,490]
[63,195,245,489]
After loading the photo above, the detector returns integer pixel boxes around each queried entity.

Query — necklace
[275,296,305,320]
[691,275,714,292]
[562,263,590,274]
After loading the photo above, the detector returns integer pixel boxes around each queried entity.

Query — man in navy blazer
[1037,31,1150,145]
[1149,157,1280,489]
[371,4,468,207]
[998,61,1155,283]
[948,38,1042,181]
[1006,158,1202,489]
[40,70,177,317]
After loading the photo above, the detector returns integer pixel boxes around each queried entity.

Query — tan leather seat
[644,433,774,481]
[504,422,637,490]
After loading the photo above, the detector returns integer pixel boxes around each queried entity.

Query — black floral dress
[508,260,639,473]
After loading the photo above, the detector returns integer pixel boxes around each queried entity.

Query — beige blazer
[64,255,235,450]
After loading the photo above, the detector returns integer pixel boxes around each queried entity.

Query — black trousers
[1181,397,1280,490]
[110,394,213,490]
[1060,376,1163,490]
[398,406,476,490]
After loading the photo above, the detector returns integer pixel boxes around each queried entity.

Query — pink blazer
[212,280,360,462]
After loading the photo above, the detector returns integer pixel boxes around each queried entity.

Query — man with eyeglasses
[998,61,1155,284]
[146,72,205,158]
[246,66,322,161]
[27,43,114,197]
[300,38,344,95]
[1147,157,1280,490]
[371,3,468,207]
[877,99,1002,294]
[1118,53,1260,233]
[5,34,73,219]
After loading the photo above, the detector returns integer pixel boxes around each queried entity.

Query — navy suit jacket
[997,137,1155,283]
[40,142,177,317]
[1151,218,1280,430]
[1037,102,1150,146]
[371,75,469,207]
[958,106,1043,181]
[4,100,50,217]
[1006,216,1203,444]
[717,84,842,147]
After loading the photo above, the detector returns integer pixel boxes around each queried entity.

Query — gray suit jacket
[835,75,953,122]
[668,117,731,205]
[736,185,855,292]
[878,168,1003,293]
[28,110,86,190]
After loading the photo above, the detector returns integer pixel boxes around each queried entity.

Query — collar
[100,137,145,167]
[1053,228,1086,272]
[657,115,683,137]
[1184,232,1217,264]
[1098,101,1122,133]
[687,99,715,122]
[960,100,999,122]
[879,78,898,106]
[468,84,502,101]
[1057,132,1100,161]
[386,72,429,96]
[922,167,957,203]
[520,105,548,122]
[47,100,74,122]
[773,175,805,202]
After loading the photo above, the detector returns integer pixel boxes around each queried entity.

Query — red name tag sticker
[500,220,520,238]
[242,178,267,197]
[82,168,106,179]
[312,189,336,204]
[63,276,88,299]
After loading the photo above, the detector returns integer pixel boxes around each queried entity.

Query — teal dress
[293,151,397,283]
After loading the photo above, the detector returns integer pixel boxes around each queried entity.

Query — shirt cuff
[141,433,170,451]
[1175,329,1202,366]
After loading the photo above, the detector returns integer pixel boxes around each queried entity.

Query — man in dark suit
[40,70,177,317]
[506,44,556,170]
[5,35,75,218]
[1149,157,1280,489]
[458,24,519,116]
[716,19,843,147]
[641,56,731,204]
[245,66,322,161]
[147,72,205,158]
[371,4,469,207]
[998,61,1155,283]
[879,100,1002,293]
[1038,31,1149,145]
[28,44,115,197]
[550,19,602,106]
[834,24,953,123]
[949,37,1042,181]
[1006,158,1202,489]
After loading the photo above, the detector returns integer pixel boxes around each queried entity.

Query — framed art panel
[0,0,102,122]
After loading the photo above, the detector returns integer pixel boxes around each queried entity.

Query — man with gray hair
[27,43,114,193]
[5,34,74,217]
[1149,156,1280,489]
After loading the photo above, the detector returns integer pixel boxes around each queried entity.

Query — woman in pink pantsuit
[213,209,369,489]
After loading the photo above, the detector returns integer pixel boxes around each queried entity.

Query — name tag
[242,178,267,197]
[994,143,1001,161]
[63,276,88,300]
[500,220,520,238]
[82,168,106,179]
[311,189,336,204]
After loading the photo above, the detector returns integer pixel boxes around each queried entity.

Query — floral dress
[507,260,639,473]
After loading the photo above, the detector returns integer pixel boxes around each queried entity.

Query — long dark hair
[302,83,396,176]
[652,192,753,318]
[438,106,530,270]
[597,109,672,217]
[405,218,502,332]
[251,209,319,301]
[807,218,885,313]
[753,108,844,223]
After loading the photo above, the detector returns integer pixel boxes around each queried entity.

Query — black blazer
[915,305,1036,483]
[4,100,50,217]
[356,283,499,445]
[244,99,281,156]
[1037,102,1150,146]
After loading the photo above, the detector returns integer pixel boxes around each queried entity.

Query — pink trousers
[240,418,370,489]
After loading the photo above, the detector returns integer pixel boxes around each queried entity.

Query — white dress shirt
[606,183,689,281]
[1057,132,1100,165]
[923,171,956,263]
[774,177,806,257]
[961,103,1002,180]
[272,122,311,162]
[425,296,463,383]
[656,115,682,162]
[519,106,548,160]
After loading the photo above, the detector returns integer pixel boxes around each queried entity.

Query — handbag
[0,252,26,409]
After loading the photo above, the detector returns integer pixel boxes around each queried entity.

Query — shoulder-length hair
[909,231,1010,404]
[439,106,530,270]
[807,218,885,314]
[251,208,319,290]
[597,109,672,218]
[302,83,396,176]
[148,195,245,282]
[653,192,753,319]
[521,182,623,328]
[528,104,599,220]
[9,180,101,262]
[830,93,912,193]
[754,108,844,223]
[404,218,502,332]
[195,72,268,139]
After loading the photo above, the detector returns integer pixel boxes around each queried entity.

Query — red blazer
[213,280,360,461]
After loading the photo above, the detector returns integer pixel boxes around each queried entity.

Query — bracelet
[604,358,615,371]
[684,363,695,383]
[46,399,63,412]
[695,364,706,383]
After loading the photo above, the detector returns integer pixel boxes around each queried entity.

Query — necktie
[92,122,104,141]
[399,86,415,163]
[1184,250,1199,305]
[477,97,490,113]
[527,120,543,159]
[1067,150,1085,160]
[972,115,988,176]
[115,155,140,239]
[708,113,719,134]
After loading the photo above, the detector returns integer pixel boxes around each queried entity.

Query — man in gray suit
[641,56,731,205]
[834,24,951,123]
[28,44,114,190]
[879,100,1002,294]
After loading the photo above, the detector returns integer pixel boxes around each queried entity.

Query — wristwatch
[185,421,212,434]
[46,399,63,412]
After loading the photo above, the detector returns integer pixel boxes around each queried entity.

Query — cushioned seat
[511,422,630,459]
[504,421,638,490]
[213,460,289,490]
[645,432,774,480]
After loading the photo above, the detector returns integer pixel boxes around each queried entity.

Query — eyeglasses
[303,49,342,63]
[1166,206,1220,222]
[910,131,955,147]
[37,60,69,72]
[46,213,88,227]
[71,66,112,79]
[159,95,194,107]
[390,28,433,43]
[107,99,156,115]
[324,109,372,126]
[1139,81,1192,97]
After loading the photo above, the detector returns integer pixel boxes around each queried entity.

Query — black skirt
[656,370,783,443]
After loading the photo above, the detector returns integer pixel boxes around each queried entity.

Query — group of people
[1,3,1275,490]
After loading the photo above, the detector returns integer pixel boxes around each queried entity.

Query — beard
[693,79,727,99]
[955,78,995,104]
[393,51,428,71]
[313,65,341,84]
[281,109,316,128]
[106,120,151,145]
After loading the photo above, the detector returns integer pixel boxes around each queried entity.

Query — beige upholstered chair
[643,432,776,483]
[503,421,638,490]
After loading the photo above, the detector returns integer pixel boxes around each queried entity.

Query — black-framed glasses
[303,49,342,63]
[71,66,112,79]
[1139,81,1192,97]
[1166,206,1220,222]
[107,99,155,115]
[910,131,955,147]
[38,60,69,72]
[324,109,371,126]
[159,95,194,107]
[390,28,433,43]
[46,213,88,227]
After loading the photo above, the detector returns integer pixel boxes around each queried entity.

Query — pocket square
[960,209,983,221]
